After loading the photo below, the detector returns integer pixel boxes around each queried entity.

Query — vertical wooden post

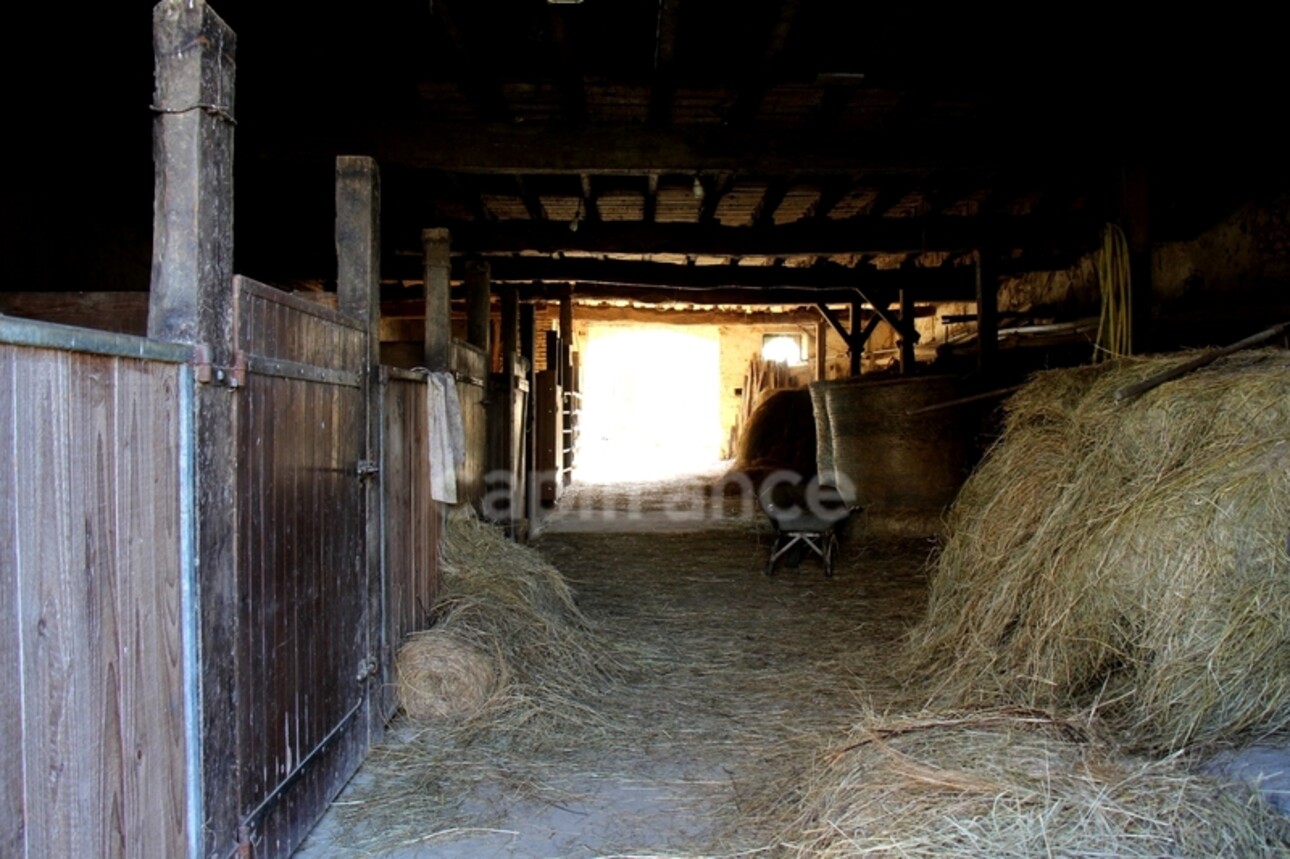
[815,317,827,381]
[422,228,452,371]
[149,3,238,856]
[500,285,519,368]
[558,289,574,388]
[335,155,382,745]
[488,285,520,524]
[1122,164,1152,354]
[975,251,999,379]
[899,288,916,375]
[465,260,491,353]
[520,301,538,533]
[848,299,863,377]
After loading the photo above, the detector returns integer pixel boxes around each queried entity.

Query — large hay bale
[774,708,1290,858]
[396,631,497,720]
[907,349,1290,751]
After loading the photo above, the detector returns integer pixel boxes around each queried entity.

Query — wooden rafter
[448,256,979,302]
[726,0,803,127]
[753,178,792,228]
[649,0,683,126]
[514,176,545,222]
[547,6,587,125]
[431,0,511,122]
[579,174,600,223]
[435,214,1098,258]
[698,173,735,225]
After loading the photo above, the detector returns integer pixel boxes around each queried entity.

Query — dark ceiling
[5,2,1286,305]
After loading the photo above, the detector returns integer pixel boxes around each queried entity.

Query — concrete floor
[296,468,932,857]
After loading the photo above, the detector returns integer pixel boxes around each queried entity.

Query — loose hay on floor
[335,512,630,851]
[906,349,1290,752]
[770,707,1290,858]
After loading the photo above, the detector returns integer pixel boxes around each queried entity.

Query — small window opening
[762,333,805,365]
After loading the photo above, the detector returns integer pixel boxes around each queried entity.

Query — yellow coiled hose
[1095,223,1132,361]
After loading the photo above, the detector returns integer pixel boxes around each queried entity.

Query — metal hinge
[193,345,247,389]
[356,460,380,479]
[355,657,378,683]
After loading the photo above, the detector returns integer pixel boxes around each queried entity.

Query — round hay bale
[396,631,498,721]
[820,375,970,518]
[809,382,834,486]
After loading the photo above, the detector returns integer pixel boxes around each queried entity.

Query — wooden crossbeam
[438,215,1097,258]
[815,303,852,342]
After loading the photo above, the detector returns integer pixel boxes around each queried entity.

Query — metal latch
[355,657,378,683]
[356,460,380,479]
[193,344,247,389]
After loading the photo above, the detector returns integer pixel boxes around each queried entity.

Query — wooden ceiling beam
[514,175,545,222]
[811,175,857,220]
[431,214,1098,257]
[579,173,601,223]
[698,173,735,225]
[547,6,587,125]
[644,173,659,223]
[725,0,803,127]
[441,256,979,302]
[511,281,970,306]
[648,0,683,126]
[753,179,792,228]
[430,0,512,123]
[341,119,1068,175]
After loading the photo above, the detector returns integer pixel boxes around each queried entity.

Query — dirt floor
[297,467,936,857]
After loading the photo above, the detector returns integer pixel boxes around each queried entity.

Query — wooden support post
[489,285,520,520]
[976,251,999,379]
[849,299,863,377]
[815,316,827,381]
[520,302,538,533]
[335,155,381,744]
[559,289,574,390]
[422,228,452,371]
[465,260,491,353]
[149,3,238,856]
[899,288,916,375]
[500,285,519,368]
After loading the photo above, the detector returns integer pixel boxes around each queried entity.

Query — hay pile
[732,387,817,483]
[772,707,1290,858]
[397,509,624,737]
[906,348,1290,752]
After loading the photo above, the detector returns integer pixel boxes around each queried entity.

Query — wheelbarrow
[758,478,859,577]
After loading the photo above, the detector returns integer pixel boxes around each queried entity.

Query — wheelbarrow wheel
[765,535,782,577]
[823,531,839,577]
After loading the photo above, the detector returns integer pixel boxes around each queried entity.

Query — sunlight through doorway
[576,323,723,482]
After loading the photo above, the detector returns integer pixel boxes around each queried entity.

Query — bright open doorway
[576,323,723,482]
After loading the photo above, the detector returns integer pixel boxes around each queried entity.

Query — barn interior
[3,2,1290,857]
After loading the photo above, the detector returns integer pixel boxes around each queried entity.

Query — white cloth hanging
[427,371,466,503]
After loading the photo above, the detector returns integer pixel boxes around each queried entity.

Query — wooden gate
[232,277,372,856]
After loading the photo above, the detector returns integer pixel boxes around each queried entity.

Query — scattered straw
[770,707,1290,858]
[906,348,1290,752]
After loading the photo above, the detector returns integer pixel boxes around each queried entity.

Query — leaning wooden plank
[1113,321,1290,402]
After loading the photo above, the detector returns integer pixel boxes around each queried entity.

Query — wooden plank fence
[0,317,198,859]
